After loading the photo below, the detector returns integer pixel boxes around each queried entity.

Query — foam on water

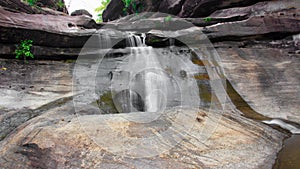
[263,119,300,134]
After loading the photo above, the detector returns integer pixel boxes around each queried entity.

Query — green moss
[96,91,119,114]
[164,15,172,22]
[198,83,212,103]
[150,38,162,43]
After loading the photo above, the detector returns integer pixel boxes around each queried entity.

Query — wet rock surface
[0,102,286,169]
[216,42,300,124]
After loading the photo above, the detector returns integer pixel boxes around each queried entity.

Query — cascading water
[74,25,222,157]
[110,32,200,114]
[121,33,168,113]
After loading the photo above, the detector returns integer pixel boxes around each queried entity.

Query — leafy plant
[122,0,138,14]
[203,17,212,22]
[56,0,65,8]
[25,0,37,6]
[95,0,111,23]
[15,39,34,62]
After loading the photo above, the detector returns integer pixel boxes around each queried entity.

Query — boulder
[71,9,93,18]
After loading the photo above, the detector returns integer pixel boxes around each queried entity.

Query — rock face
[177,0,267,18]
[0,0,68,15]
[0,8,99,58]
[102,0,125,22]
[102,0,279,21]
[0,59,74,140]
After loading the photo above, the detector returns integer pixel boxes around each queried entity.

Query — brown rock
[0,104,286,168]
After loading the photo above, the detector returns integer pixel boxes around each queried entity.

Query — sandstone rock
[210,0,299,18]
[37,0,68,13]
[158,0,185,15]
[0,0,68,15]
[216,42,300,124]
[103,0,294,22]
[0,59,74,140]
[71,9,93,18]
[102,0,126,22]
[204,14,300,41]
[178,0,267,18]
[0,8,98,51]
[0,0,40,14]
[0,102,286,168]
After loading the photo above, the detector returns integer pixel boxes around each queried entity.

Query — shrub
[56,0,65,8]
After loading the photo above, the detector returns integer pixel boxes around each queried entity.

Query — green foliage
[25,0,37,6]
[122,0,132,9]
[56,0,65,8]
[203,17,212,22]
[95,0,111,23]
[122,0,138,14]
[164,15,172,22]
[15,40,34,60]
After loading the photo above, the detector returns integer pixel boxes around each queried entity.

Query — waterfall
[110,32,200,114]
[125,33,167,113]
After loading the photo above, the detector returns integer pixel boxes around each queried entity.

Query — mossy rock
[96,91,119,114]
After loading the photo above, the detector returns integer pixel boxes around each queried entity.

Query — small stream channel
[226,79,300,169]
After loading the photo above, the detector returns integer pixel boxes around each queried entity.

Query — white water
[263,119,300,134]
[127,33,167,112]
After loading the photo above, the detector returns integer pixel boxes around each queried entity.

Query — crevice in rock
[208,32,300,43]
[15,143,57,169]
